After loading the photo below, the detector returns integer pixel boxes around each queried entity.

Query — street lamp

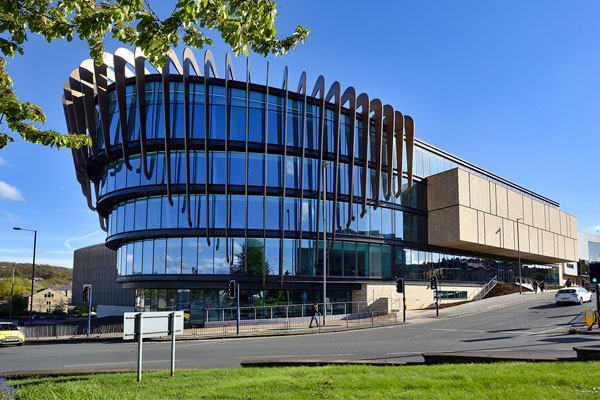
[322,161,330,326]
[13,227,37,323]
[516,218,523,294]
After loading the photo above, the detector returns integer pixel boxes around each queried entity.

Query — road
[2,292,599,373]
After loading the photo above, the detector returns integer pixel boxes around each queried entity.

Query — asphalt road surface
[2,292,599,373]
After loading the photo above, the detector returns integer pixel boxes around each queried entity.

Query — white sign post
[123,311,184,382]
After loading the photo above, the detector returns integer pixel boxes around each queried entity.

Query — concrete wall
[352,282,483,312]
[72,243,135,307]
[427,168,578,263]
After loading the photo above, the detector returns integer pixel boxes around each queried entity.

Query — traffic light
[430,276,438,290]
[227,280,236,298]
[396,278,404,293]
[590,263,600,284]
[82,284,91,302]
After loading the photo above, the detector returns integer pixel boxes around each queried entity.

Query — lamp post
[322,161,330,326]
[516,218,523,294]
[286,208,293,275]
[13,227,37,323]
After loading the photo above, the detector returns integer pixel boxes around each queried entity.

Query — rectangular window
[248,153,264,187]
[265,197,282,231]
[161,195,178,229]
[283,239,297,276]
[166,237,182,274]
[247,196,263,230]
[210,152,226,184]
[228,152,246,186]
[370,244,382,278]
[125,242,134,276]
[153,239,166,274]
[356,243,369,277]
[142,240,153,274]
[181,238,198,274]
[147,196,161,229]
[134,198,147,231]
[127,155,141,188]
[248,90,265,143]
[266,154,282,187]
[267,94,284,145]
[343,242,356,277]
[124,200,135,232]
[209,85,226,139]
[133,241,143,275]
[228,88,246,141]
[264,238,279,276]
[229,195,246,229]
[213,238,229,274]
[197,240,214,274]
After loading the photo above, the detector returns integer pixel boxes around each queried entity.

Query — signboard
[122,311,184,382]
[123,311,184,340]
[585,310,596,329]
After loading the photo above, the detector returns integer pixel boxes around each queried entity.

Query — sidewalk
[23,291,555,344]
[403,290,556,324]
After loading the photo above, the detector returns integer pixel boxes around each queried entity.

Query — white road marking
[235,353,355,359]
[63,359,181,368]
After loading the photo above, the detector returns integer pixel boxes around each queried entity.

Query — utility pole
[516,218,523,294]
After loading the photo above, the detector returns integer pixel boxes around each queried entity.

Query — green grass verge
[11,362,600,399]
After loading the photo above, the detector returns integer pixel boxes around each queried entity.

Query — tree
[0,0,309,150]
[232,238,271,276]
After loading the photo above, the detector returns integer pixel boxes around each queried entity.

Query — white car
[555,287,593,305]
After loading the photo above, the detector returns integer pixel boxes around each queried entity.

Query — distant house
[22,288,70,314]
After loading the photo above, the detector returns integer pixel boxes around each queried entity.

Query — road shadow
[529,303,559,310]
[461,336,513,343]
[486,328,532,333]
[539,337,598,344]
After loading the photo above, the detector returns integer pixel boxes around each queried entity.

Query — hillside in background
[0,261,72,290]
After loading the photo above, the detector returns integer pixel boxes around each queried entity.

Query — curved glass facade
[83,78,558,286]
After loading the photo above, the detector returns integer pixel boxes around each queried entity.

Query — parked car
[0,322,25,346]
[555,287,593,305]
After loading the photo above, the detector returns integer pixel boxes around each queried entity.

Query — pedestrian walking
[566,279,572,288]
[540,281,545,293]
[532,281,538,293]
[309,303,321,328]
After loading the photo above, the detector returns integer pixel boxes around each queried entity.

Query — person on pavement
[532,281,538,293]
[566,279,572,288]
[540,281,545,293]
[309,303,321,328]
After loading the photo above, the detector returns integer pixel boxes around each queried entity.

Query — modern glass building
[65,48,578,317]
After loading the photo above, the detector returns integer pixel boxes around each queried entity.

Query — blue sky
[1,1,599,268]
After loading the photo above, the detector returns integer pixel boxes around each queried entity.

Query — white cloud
[0,181,24,201]
[64,230,104,250]
[0,157,7,167]
[592,225,600,233]
[0,210,18,221]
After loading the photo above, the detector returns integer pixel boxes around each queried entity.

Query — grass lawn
[9,362,600,399]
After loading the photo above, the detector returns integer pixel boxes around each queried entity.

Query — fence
[20,323,123,340]
[19,301,397,339]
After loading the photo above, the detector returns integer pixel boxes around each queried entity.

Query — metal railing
[20,323,123,340]
[18,301,398,339]
[202,301,369,323]
[471,275,498,301]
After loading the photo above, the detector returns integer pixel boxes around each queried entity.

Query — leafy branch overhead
[0,0,309,150]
